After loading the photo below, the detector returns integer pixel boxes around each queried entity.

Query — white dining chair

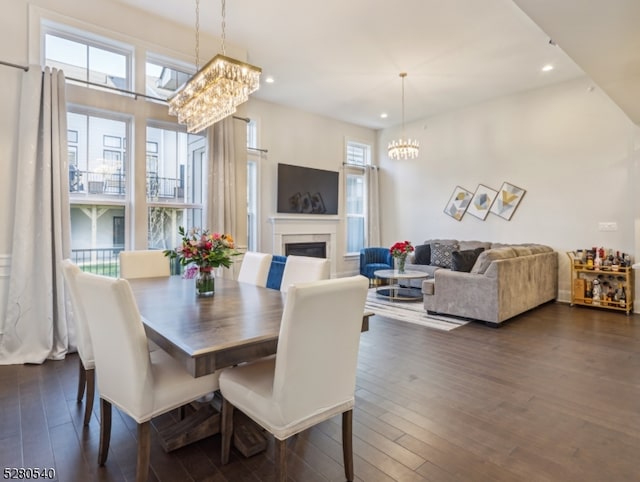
[119,250,170,279]
[61,259,95,426]
[219,275,369,482]
[73,270,220,482]
[237,251,273,287]
[279,255,330,293]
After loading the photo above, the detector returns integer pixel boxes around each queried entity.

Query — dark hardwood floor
[1,302,639,481]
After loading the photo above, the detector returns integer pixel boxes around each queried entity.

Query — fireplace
[269,216,339,277]
[285,242,326,258]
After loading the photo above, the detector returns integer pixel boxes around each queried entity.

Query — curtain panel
[0,67,72,364]
[207,117,237,279]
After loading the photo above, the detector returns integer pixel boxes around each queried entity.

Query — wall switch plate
[598,222,618,231]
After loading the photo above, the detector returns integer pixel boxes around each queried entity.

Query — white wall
[378,77,640,304]
[245,98,377,276]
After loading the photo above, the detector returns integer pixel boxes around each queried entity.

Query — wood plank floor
[1,302,639,481]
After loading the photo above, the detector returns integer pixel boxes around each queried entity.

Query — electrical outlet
[598,222,618,232]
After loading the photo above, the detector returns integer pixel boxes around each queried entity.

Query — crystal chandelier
[388,73,419,160]
[168,0,261,133]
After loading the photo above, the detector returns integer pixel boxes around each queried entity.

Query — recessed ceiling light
[265,76,275,83]
[541,64,554,72]
[380,112,388,118]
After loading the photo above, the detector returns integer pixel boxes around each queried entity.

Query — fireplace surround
[269,216,338,277]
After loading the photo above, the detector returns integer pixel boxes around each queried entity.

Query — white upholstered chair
[279,255,330,293]
[73,270,220,482]
[237,251,273,287]
[61,259,95,426]
[119,250,170,279]
[219,275,369,482]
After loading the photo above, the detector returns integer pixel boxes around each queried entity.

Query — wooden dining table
[128,275,372,451]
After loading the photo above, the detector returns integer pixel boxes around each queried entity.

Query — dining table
[128,275,372,452]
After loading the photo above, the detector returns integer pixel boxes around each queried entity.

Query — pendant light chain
[401,72,406,134]
[195,0,200,70]
[221,0,226,56]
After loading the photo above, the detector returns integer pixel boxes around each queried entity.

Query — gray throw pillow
[413,244,431,265]
[430,242,460,268]
[451,247,485,272]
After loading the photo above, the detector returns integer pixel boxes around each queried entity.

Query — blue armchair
[359,247,394,281]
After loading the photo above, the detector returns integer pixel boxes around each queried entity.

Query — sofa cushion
[451,247,485,272]
[458,240,492,251]
[430,242,460,268]
[413,244,431,265]
[471,247,517,274]
[511,245,533,257]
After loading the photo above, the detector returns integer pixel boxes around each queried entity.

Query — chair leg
[221,397,234,464]
[77,358,86,402]
[342,410,354,481]
[275,438,287,482]
[98,399,112,466]
[136,422,151,482]
[83,368,95,426]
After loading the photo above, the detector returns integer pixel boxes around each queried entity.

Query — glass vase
[397,255,407,274]
[196,267,215,297]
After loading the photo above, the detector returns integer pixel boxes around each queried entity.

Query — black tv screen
[277,163,339,214]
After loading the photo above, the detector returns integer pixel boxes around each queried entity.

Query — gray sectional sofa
[406,239,558,326]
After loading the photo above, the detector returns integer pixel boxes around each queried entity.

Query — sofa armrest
[425,269,498,322]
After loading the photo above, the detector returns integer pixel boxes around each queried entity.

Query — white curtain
[0,67,71,365]
[207,117,237,279]
[365,165,381,246]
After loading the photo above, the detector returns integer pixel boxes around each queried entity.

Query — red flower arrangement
[389,240,414,258]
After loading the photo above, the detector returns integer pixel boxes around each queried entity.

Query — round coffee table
[373,269,429,301]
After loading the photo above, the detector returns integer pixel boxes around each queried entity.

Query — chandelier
[388,73,419,160]
[168,0,261,133]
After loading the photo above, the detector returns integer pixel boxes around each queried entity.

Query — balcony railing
[71,247,123,277]
[69,168,183,199]
[70,247,182,277]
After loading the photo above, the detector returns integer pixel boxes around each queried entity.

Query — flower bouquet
[389,240,414,273]
[164,226,240,296]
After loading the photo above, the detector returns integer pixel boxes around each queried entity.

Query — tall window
[146,125,206,250]
[345,140,371,255]
[247,119,259,251]
[67,109,129,274]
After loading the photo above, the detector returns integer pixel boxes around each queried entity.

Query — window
[146,124,207,250]
[43,19,209,275]
[44,27,132,93]
[247,119,259,251]
[345,140,371,255]
[145,57,193,101]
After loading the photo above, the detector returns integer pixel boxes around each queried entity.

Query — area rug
[365,288,469,332]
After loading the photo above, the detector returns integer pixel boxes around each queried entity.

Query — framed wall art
[444,186,473,221]
[490,182,526,220]
[467,184,498,220]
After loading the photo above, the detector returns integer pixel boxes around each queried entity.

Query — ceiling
[116,0,640,129]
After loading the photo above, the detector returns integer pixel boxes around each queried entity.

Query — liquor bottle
[585,281,592,304]
[594,249,601,269]
[619,285,627,309]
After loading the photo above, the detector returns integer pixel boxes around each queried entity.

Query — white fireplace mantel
[269,216,340,277]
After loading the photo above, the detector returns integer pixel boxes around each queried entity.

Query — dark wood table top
[129,276,287,378]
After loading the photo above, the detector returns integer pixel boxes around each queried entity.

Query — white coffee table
[373,269,429,301]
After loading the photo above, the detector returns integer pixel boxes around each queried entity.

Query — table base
[376,286,423,301]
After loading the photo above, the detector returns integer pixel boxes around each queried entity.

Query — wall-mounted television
[277,163,339,215]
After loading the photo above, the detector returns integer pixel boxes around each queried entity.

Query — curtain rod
[0,59,250,123]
